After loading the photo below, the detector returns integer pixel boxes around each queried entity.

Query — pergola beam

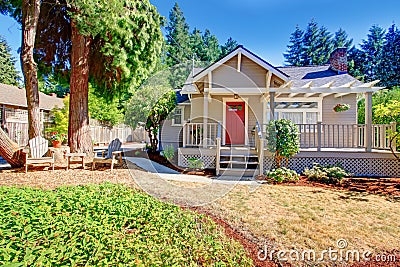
[279,80,293,89]
[288,93,300,98]
[334,92,351,98]
[301,81,313,88]
[358,80,380,88]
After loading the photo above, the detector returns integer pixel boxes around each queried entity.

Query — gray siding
[322,94,357,124]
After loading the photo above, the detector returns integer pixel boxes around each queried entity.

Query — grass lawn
[0,183,252,266]
[209,184,400,257]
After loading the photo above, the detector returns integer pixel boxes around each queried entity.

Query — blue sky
[1,0,399,74]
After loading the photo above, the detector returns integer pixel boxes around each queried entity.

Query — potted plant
[333,103,350,112]
[50,131,67,148]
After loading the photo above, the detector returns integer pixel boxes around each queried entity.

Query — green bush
[264,167,299,183]
[188,157,204,170]
[162,144,175,161]
[0,183,252,266]
[303,163,351,184]
[266,119,300,168]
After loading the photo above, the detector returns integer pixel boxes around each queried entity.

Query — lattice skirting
[178,154,216,168]
[263,156,400,177]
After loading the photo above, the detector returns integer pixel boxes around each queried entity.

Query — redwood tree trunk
[68,21,93,155]
[0,128,25,168]
[21,0,41,140]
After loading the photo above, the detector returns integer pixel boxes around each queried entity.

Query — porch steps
[218,147,260,177]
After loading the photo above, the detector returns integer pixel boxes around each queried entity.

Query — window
[171,106,184,126]
[265,100,321,125]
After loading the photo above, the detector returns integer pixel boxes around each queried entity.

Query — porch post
[203,91,208,148]
[365,92,373,152]
[1,104,5,129]
[269,92,275,120]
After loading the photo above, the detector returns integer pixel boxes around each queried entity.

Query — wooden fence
[3,121,147,146]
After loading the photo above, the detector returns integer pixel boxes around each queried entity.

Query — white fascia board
[193,48,289,83]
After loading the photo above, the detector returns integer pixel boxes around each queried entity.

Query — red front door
[226,102,245,145]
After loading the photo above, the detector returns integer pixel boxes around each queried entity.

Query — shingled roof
[276,65,363,88]
[0,83,64,110]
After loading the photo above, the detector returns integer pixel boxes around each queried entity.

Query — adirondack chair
[24,136,55,173]
[92,138,123,171]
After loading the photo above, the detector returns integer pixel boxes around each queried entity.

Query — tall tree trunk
[68,21,93,155]
[0,128,25,168]
[21,0,41,140]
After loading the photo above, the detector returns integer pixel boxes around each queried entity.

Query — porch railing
[182,122,219,147]
[296,122,396,151]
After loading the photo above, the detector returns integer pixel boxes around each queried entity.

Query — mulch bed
[257,175,400,197]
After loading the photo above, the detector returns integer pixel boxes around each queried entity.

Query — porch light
[234,94,239,99]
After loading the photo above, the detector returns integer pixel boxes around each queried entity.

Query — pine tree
[165,2,191,67]
[0,35,20,86]
[377,24,400,87]
[314,26,333,65]
[360,25,385,82]
[190,28,204,61]
[221,37,238,56]
[301,19,320,65]
[284,25,304,66]
[202,29,221,63]
[333,28,353,49]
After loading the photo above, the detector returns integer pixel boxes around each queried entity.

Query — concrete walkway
[125,157,259,185]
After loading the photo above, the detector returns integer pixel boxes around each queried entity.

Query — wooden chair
[24,136,55,173]
[92,138,123,171]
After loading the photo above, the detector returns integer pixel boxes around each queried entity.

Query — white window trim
[171,106,185,126]
[264,97,323,123]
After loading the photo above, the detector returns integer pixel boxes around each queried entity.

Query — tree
[284,25,304,66]
[32,0,163,154]
[333,28,353,49]
[314,26,333,65]
[360,25,385,82]
[21,0,41,140]
[125,71,176,152]
[0,0,40,167]
[201,29,221,62]
[376,24,400,87]
[88,85,124,126]
[266,119,300,168]
[374,98,400,161]
[221,37,238,56]
[145,90,176,152]
[165,2,191,67]
[0,35,20,86]
[301,19,320,66]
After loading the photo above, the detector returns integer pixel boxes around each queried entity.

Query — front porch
[178,122,399,177]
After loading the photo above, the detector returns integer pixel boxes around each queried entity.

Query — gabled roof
[0,83,64,110]
[193,45,289,81]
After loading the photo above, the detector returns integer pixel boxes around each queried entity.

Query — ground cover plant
[0,183,252,266]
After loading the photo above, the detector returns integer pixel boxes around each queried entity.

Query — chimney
[49,93,57,97]
[329,47,347,73]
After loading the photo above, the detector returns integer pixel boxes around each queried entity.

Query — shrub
[303,163,351,184]
[266,119,300,168]
[162,144,175,161]
[264,167,299,183]
[188,157,204,170]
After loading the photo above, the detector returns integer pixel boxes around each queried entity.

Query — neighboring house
[0,83,64,145]
[160,46,399,177]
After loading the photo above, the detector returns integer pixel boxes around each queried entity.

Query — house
[0,83,64,145]
[160,46,399,177]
